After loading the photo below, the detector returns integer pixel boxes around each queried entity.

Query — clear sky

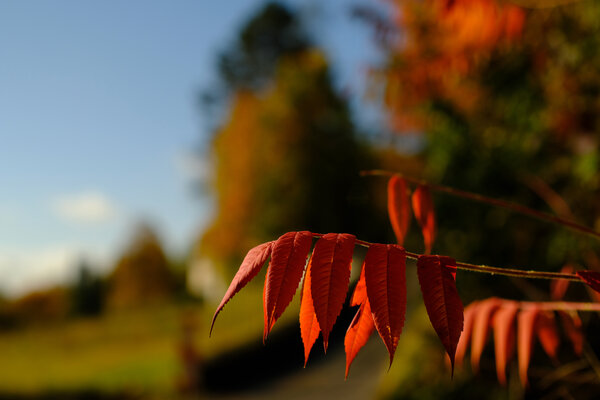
[0,0,382,296]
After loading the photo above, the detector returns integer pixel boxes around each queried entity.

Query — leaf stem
[360,169,600,241]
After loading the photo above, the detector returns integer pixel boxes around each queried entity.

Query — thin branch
[360,169,600,241]
[311,233,585,283]
[406,250,582,282]
[519,301,600,312]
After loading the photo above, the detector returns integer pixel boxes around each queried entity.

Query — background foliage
[369,0,600,397]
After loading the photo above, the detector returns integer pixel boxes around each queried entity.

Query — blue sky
[0,1,382,296]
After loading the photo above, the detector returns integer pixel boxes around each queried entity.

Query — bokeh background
[1,0,600,399]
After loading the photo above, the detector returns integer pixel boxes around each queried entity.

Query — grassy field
[0,285,298,398]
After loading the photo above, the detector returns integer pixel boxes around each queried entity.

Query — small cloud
[52,191,116,224]
[0,244,110,297]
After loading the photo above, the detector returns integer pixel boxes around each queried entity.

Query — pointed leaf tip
[263,231,313,341]
[492,301,519,385]
[536,311,560,362]
[551,265,573,300]
[300,256,321,366]
[471,298,501,373]
[417,255,464,375]
[350,262,367,307]
[344,300,375,379]
[455,301,479,368]
[388,176,411,245]
[365,244,407,367]
[518,306,539,387]
[210,240,274,336]
[311,233,356,352]
[412,185,436,254]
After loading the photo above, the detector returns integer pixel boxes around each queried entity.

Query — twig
[360,169,600,241]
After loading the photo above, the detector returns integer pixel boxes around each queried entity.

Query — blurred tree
[198,2,382,277]
[71,259,104,317]
[5,287,70,326]
[218,2,310,91]
[201,2,311,129]
[107,223,174,309]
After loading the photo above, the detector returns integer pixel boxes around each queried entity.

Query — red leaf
[551,265,573,300]
[210,240,274,336]
[350,262,367,307]
[417,255,464,374]
[300,256,320,366]
[412,185,436,254]
[576,270,600,295]
[558,310,583,356]
[518,306,539,387]
[344,299,375,379]
[311,233,356,351]
[365,244,407,366]
[492,300,519,385]
[471,298,502,373]
[455,301,479,367]
[536,311,560,361]
[388,176,411,245]
[263,231,313,340]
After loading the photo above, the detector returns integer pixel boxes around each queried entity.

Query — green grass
[0,285,298,397]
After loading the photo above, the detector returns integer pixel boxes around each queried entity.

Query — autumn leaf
[551,264,574,300]
[263,231,313,340]
[300,255,320,366]
[471,297,502,373]
[388,176,411,245]
[417,255,464,374]
[518,306,539,387]
[311,233,356,351]
[558,310,583,356]
[455,301,479,367]
[210,240,274,336]
[365,244,407,366]
[344,299,375,379]
[412,185,436,254]
[576,270,600,294]
[536,311,560,362]
[492,300,519,385]
[350,262,367,307]
[344,258,375,378]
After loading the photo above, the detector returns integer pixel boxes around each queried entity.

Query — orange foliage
[201,92,265,261]
[382,0,525,131]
